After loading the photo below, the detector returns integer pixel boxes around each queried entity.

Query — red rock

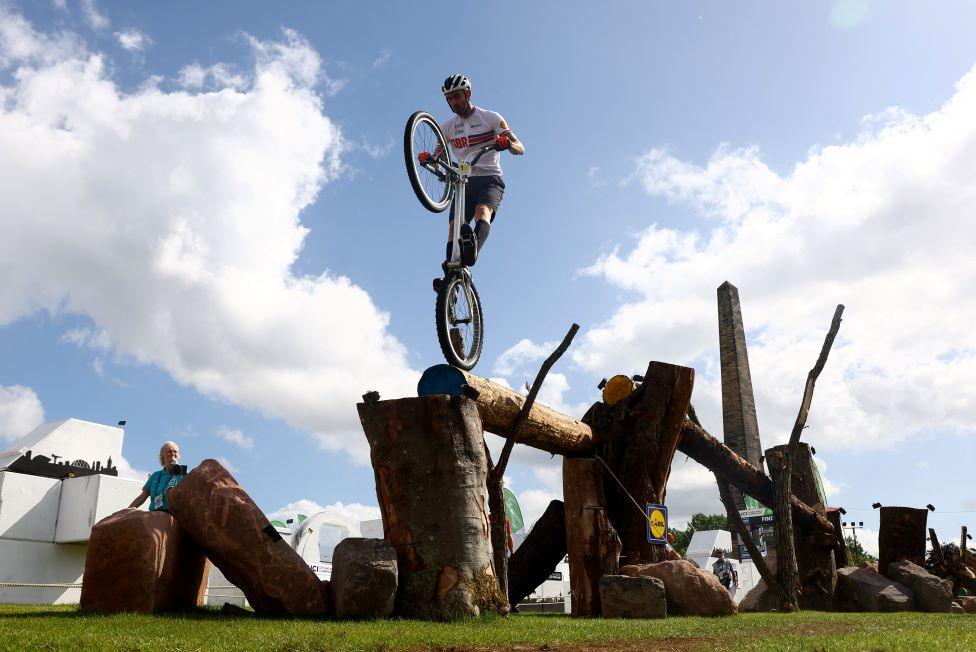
[168,459,328,616]
[80,508,208,614]
[620,559,736,616]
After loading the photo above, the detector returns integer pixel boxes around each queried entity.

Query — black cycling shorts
[459,175,505,223]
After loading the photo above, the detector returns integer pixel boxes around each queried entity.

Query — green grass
[0,605,972,651]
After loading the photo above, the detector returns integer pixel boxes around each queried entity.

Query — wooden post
[766,444,836,610]
[878,506,928,576]
[358,396,505,620]
[585,361,694,565]
[563,457,620,617]
[929,528,947,571]
[507,500,567,609]
[828,509,848,568]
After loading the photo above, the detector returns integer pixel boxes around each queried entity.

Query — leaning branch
[774,304,844,611]
[486,323,579,602]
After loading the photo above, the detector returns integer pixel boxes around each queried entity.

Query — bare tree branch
[774,304,844,611]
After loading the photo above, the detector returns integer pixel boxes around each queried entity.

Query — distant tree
[845,535,878,566]
[668,513,729,556]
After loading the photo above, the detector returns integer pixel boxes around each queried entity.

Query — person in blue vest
[129,441,187,512]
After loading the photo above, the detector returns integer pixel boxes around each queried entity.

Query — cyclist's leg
[473,176,504,251]
[473,205,493,251]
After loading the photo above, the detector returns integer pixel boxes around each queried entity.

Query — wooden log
[358,396,506,620]
[587,361,694,565]
[418,364,593,455]
[420,365,833,535]
[878,506,928,576]
[829,509,848,568]
[507,500,567,609]
[563,457,620,617]
[766,444,836,611]
[678,420,834,534]
[929,528,947,571]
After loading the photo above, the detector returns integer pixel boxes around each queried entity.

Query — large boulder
[620,559,736,616]
[955,596,976,614]
[836,566,914,612]
[168,459,329,616]
[738,578,781,613]
[599,574,667,619]
[886,560,952,612]
[80,508,208,613]
[331,538,397,619]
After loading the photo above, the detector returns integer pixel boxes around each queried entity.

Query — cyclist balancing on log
[433,74,524,292]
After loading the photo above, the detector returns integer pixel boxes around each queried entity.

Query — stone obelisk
[717,281,764,511]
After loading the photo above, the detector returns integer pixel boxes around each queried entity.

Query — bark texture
[507,500,567,608]
[457,370,593,455]
[766,443,836,611]
[358,396,505,620]
[878,506,928,576]
[563,457,620,617]
[585,362,694,566]
[677,420,833,534]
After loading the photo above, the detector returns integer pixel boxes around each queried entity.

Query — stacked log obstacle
[357,395,506,620]
[766,443,837,611]
[407,363,837,618]
[417,365,833,535]
[878,506,928,576]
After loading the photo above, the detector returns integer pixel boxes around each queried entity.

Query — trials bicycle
[403,111,500,370]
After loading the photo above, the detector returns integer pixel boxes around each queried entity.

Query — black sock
[475,220,491,251]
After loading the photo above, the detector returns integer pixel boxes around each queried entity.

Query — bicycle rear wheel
[404,111,453,213]
[435,272,483,370]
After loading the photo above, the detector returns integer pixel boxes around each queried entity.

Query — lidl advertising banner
[646,504,668,544]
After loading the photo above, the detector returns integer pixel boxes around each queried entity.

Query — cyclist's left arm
[495,115,524,155]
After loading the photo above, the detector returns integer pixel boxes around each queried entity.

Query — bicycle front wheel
[435,272,484,370]
[404,111,453,213]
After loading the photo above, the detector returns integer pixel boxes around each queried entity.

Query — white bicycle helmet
[441,74,471,95]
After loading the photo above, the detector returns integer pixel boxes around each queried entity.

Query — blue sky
[1,0,976,552]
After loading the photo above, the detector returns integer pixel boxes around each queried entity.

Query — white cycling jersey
[440,106,512,176]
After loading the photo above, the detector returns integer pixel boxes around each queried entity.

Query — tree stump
[828,508,848,568]
[766,444,836,610]
[878,506,928,576]
[358,396,505,620]
[507,500,567,608]
[584,362,694,566]
[563,457,620,617]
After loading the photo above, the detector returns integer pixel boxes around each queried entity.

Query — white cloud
[81,0,109,31]
[579,64,976,454]
[114,453,151,481]
[493,338,555,377]
[0,9,417,463]
[176,62,246,90]
[216,425,254,450]
[358,137,393,160]
[0,385,45,441]
[372,49,391,70]
[115,29,150,53]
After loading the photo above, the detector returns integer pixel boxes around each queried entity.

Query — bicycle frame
[422,144,496,270]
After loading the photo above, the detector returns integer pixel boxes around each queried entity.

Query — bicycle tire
[404,111,453,213]
[435,272,484,370]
